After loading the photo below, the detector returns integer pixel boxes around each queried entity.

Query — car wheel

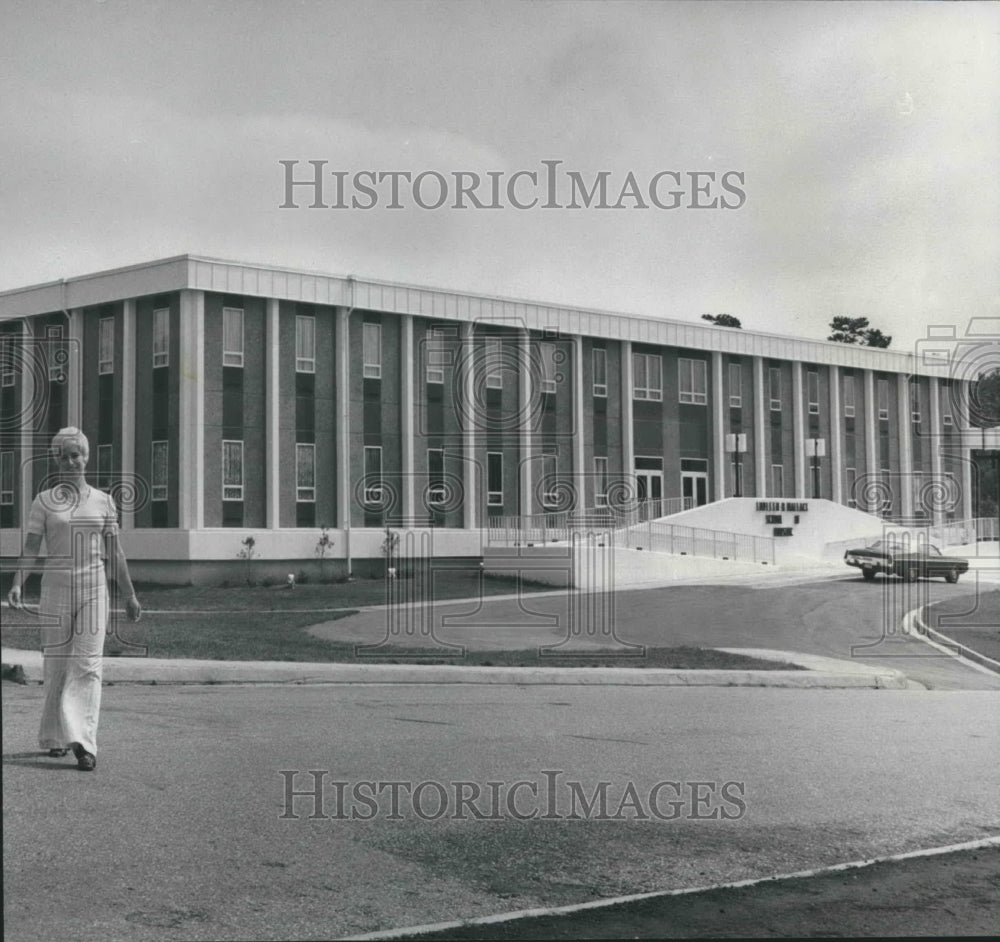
[862,567,876,581]
[945,570,960,584]
[904,566,920,583]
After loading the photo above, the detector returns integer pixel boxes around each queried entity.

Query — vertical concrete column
[792,361,806,498]
[518,329,532,516]
[66,309,83,428]
[573,336,586,509]
[401,314,415,524]
[928,376,943,526]
[828,365,843,505]
[961,440,974,522]
[897,374,914,518]
[177,290,205,531]
[864,370,878,508]
[120,300,136,530]
[335,306,351,530]
[621,341,634,493]
[712,351,725,501]
[461,322,477,529]
[265,299,281,529]
[18,320,35,532]
[753,356,767,497]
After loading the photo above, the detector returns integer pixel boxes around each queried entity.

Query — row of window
[0,444,168,505]
[0,446,956,516]
[97,310,171,374]
[1,318,960,429]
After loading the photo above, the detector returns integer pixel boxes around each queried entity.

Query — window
[47,325,64,381]
[843,374,856,418]
[427,449,445,504]
[731,459,744,498]
[0,451,13,505]
[98,318,114,374]
[728,363,741,407]
[0,335,14,387]
[807,370,819,414]
[424,326,446,384]
[152,308,169,367]
[487,452,503,506]
[594,456,608,507]
[485,338,503,389]
[363,445,382,503]
[592,348,607,397]
[940,383,954,426]
[633,352,663,401]
[540,341,557,394]
[295,316,315,373]
[363,323,381,379]
[771,463,784,496]
[878,469,892,511]
[910,381,920,423]
[296,443,315,501]
[678,357,707,405]
[845,467,857,508]
[768,368,782,411]
[151,441,168,501]
[541,453,559,507]
[877,379,889,420]
[96,444,113,489]
[222,440,244,500]
[223,307,244,367]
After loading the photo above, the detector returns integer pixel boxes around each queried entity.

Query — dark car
[844,539,969,583]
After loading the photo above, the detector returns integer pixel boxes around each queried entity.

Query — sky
[1,0,997,354]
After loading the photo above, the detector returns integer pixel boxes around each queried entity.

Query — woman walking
[6,427,141,771]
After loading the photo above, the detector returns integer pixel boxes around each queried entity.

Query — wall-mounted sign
[773,527,794,537]
[756,501,808,513]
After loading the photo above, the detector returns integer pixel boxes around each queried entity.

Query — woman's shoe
[71,742,96,772]
[47,748,69,758]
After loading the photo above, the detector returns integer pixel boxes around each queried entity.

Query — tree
[827,316,891,348]
[972,369,1000,428]
[702,313,742,328]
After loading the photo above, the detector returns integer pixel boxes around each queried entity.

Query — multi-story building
[0,255,995,582]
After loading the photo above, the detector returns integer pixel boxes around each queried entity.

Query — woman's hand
[125,596,142,622]
[7,584,22,609]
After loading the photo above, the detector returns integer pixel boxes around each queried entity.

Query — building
[1,255,996,582]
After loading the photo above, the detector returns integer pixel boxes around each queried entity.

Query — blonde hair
[50,426,90,459]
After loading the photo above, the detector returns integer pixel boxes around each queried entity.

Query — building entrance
[634,456,664,516]
[681,458,709,507]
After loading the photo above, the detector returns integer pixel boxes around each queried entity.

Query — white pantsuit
[27,485,117,756]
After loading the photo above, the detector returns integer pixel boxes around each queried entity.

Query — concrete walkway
[0,644,907,689]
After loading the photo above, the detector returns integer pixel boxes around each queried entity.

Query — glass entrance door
[634,456,664,518]
[681,471,708,507]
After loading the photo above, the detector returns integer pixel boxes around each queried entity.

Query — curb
[910,606,1000,676]
[1,647,906,689]
[340,835,1000,941]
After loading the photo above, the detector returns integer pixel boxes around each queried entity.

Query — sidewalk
[0,642,907,689]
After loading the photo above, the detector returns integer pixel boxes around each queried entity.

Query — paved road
[4,681,998,940]
[309,574,1000,690]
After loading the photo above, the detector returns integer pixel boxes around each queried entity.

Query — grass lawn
[2,571,799,669]
[923,589,1000,662]
[137,570,551,612]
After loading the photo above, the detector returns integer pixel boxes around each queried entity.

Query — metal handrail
[488,501,775,565]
